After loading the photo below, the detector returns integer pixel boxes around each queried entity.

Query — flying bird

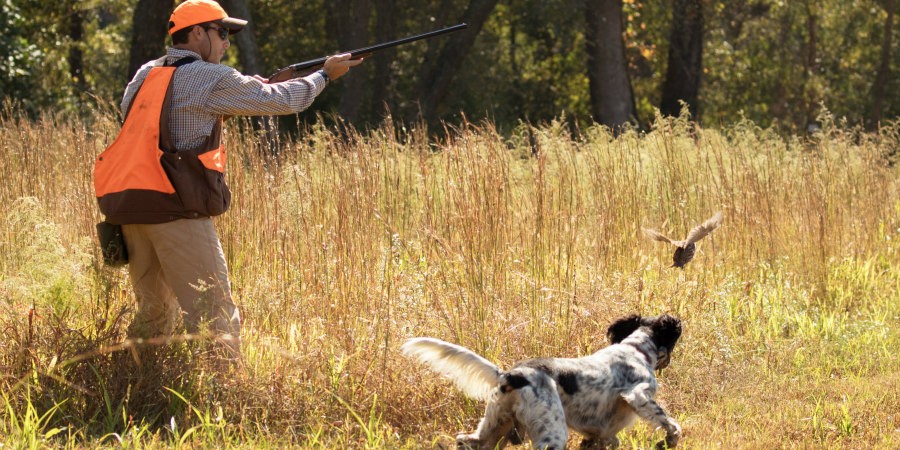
[643,211,723,268]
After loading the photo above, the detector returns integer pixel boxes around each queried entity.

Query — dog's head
[606,314,683,369]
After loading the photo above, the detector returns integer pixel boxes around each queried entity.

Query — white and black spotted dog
[401,314,683,450]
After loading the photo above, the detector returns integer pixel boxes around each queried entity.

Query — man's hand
[323,53,363,81]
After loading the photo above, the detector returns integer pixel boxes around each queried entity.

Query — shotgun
[267,23,468,83]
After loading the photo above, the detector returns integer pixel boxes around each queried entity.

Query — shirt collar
[166,47,203,64]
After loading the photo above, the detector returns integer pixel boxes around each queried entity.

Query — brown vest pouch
[158,85,231,219]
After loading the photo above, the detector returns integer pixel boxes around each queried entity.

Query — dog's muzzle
[656,347,672,369]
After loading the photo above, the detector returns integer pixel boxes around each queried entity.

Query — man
[94,0,361,359]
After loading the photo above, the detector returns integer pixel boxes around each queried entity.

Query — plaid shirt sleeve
[205,70,327,116]
[121,49,328,150]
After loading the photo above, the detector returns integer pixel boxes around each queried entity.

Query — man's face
[201,24,230,64]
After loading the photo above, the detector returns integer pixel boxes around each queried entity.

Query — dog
[401,314,683,449]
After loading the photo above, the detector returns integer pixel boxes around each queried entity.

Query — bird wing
[643,228,675,245]
[684,211,723,244]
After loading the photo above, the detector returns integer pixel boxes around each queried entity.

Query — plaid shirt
[122,48,327,150]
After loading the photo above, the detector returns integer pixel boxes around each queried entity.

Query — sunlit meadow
[1,103,899,448]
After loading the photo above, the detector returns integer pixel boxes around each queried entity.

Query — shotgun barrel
[267,23,468,83]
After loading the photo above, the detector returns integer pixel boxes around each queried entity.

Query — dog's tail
[401,337,502,402]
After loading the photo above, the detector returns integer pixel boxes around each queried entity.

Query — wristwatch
[317,69,330,83]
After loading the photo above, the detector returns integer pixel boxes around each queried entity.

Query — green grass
[1,105,900,448]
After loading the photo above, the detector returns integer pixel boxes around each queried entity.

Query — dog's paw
[455,434,481,449]
[534,442,564,450]
[665,433,681,448]
[505,427,523,445]
[664,420,681,448]
[655,432,680,449]
[580,436,619,449]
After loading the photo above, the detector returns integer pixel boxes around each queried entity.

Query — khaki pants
[122,218,241,355]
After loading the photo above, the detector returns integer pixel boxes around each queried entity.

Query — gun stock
[267,23,467,83]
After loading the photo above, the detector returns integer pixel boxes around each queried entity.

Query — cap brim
[220,17,247,33]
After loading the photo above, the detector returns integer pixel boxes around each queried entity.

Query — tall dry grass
[1,103,900,448]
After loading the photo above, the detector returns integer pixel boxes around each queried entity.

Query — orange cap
[168,0,247,35]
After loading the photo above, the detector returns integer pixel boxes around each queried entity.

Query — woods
[1,0,897,131]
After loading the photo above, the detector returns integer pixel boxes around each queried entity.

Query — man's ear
[606,315,644,344]
[187,25,203,42]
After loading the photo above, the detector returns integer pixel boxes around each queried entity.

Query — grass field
[1,106,900,449]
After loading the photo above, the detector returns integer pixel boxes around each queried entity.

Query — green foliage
[0,0,897,129]
[0,197,93,315]
[0,0,44,112]
[701,0,900,131]
[468,0,591,127]
[0,0,131,116]
[1,389,67,450]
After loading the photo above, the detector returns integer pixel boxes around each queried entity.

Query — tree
[660,0,704,119]
[801,0,820,129]
[869,0,896,129]
[583,0,637,128]
[327,0,372,125]
[128,0,174,79]
[0,1,42,110]
[412,0,500,124]
[369,0,397,122]
[66,1,86,95]
[218,0,263,75]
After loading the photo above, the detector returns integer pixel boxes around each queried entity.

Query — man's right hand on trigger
[323,53,363,81]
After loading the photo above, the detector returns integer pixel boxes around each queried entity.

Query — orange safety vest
[93,59,231,224]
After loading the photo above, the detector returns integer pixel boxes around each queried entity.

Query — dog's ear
[607,314,644,343]
[650,314,683,351]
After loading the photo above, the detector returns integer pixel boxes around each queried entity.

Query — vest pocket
[204,169,231,216]
[159,150,231,218]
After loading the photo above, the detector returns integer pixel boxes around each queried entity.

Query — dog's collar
[625,342,655,367]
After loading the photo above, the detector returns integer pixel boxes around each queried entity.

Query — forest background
[1,0,898,133]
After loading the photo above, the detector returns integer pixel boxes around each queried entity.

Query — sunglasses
[204,26,228,40]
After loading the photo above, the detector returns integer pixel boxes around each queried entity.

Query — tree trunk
[67,1,86,94]
[869,0,895,129]
[327,0,372,126]
[128,0,174,80]
[218,0,263,75]
[413,0,500,124]
[660,0,704,120]
[370,0,397,122]
[803,0,819,129]
[583,0,637,129]
[219,0,278,155]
